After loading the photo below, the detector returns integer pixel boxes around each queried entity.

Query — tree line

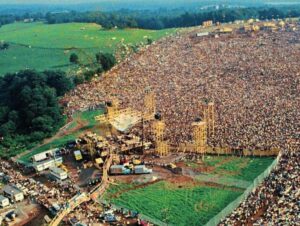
[1,6,300,30]
[0,52,116,157]
[0,70,72,157]
[44,7,300,29]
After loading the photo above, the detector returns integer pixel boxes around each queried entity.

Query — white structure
[32,148,59,162]
[74,150,83,161]
[50,167,68,180]
[196,32,209,37]
[0,195,9,208]
[33,157,63,172]
[3,185,24,202]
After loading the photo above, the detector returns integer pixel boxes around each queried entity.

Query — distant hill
[3,0,300,14]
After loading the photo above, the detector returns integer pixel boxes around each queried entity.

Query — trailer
[134,165,152,174]
[110,165,131,175]
[50,167,68,180]
[74,150,83,161]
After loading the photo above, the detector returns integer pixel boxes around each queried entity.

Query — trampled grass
[105,181,243,226]
[0,22,176,75]
[204,156,275,182]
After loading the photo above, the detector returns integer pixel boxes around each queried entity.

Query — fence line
[204,152,281,226]
[100,199,169,226]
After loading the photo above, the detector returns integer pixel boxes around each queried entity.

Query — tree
[0,69,69,156]
[147,38,153,45]
[44,70,74,96]
[0,42,9,50]
[69,53,79,64]
[96,52,116,71]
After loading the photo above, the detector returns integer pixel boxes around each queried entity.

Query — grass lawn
[105,181,242,226]
[18,109,104,163]
[203,156,275,182]
[0,22,176,75]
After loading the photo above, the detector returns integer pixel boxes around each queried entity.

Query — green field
[105,181,243,226]
[203,156,274,181]
[104,155,275,225]
[0,22,176,75]
[18,109,105,163]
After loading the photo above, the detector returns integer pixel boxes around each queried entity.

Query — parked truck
[110,165,152,175]
[166,163,182,175]
[134,165,152,174]
[110,165,131,175]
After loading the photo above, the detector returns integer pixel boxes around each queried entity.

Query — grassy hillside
[0,22,175,75]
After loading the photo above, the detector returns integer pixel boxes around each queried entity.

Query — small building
[33,157,63,172]
[74,150,83,161]
[32,148,59,162]
[202,20,213,27]
[50,167,68,180]
[218,27,233,34]
[262,22,277,32]
[0,195,9,208]
[3,185,24,202]
[196,32,210,37]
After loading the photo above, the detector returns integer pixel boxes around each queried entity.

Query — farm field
[18,109,106,164]
[0,22,176,75]
[104,155,275,225]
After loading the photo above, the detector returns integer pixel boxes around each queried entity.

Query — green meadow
[0,22,176,75]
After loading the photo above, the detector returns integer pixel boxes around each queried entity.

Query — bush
[96,52,116,71]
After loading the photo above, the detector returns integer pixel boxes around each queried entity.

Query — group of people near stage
[63,25,300,224]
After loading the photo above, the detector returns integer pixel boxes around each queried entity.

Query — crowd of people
[63,26,300,151]
[63,24,300,224]
[0,158,146,225]
[220,149,299,225]
[0,160,78,212]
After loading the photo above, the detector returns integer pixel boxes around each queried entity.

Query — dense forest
[1,6,300,30]
[0,70,73,157]
[44,7,300,29]
[0,52,116,157]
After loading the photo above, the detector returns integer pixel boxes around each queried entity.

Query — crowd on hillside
[219,148,300,225]
[64,28,300,151]
[62,26,300,224]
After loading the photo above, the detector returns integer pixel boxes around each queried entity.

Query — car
[104,213,117,222]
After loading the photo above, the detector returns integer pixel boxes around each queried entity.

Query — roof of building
[3,185,22,196]
[50,167,66,175]
[0,194,9,202]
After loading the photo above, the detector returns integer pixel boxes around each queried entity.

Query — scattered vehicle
[166,163,182,174]
[110,165,152,175]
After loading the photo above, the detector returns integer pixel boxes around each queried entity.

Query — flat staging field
[104,155,274,226]
[0,22,175,75]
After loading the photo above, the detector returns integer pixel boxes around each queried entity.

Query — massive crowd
[63,27,300,150]
[220,148,299,225]
[63,25,300,224]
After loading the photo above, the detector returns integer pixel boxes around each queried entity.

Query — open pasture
[0,22,175,75]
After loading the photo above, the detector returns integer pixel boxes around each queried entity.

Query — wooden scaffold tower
[144,88,156,120]
[152,114,169,156]
[95,97,120,123]
[107,97,119,121]
[203,101,215,138]
[192,119,207,155]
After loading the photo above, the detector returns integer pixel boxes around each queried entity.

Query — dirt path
[14,115,88,163]
[110,179,164,199]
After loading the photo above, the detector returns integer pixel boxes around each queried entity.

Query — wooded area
[1,6,300,30]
